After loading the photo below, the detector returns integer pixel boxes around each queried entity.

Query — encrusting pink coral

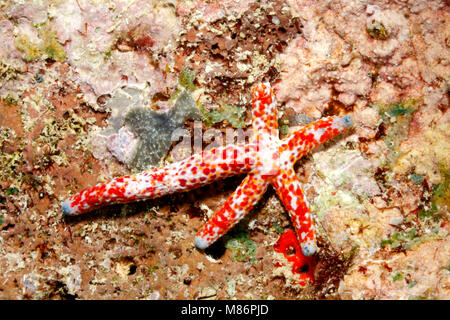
[62,82,353,257]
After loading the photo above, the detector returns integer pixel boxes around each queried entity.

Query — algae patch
[223,222,257,263]
[430,167,449,213]
[373,98,418,170]
[381,227,418,250]
[178,67,246,129]
[178,68,197,92]
[367,20,389,40]
[418,166,449,220]
[392,272,404,282]
[380,226,443,251]
[14,26,66,62]
[409,173,425,185]
[200,103,246,129]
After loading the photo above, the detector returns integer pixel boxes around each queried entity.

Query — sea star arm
[251,82,278,135]
[194,83,280,249]
[62,143,254,215]
[271,167,316,256]
[194,83,279,249]
[280,115,353,163]
[195,173,268,249]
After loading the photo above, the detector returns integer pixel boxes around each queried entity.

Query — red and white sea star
[62,82,353,259]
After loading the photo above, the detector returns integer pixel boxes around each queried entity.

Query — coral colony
[62,82,353,283]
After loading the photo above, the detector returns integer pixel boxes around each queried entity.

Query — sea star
[62,82,353,256]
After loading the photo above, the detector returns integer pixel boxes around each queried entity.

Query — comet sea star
[62,82,353,257]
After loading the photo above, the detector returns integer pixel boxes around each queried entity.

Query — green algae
[0,149,24,181]
[272,221,284,234]
[392,272,404,282]
[367,21,388,40]
[146,266,159,275]
[279,124,290,135]
[178,68,197,92]
[381,227,442,251]
[380,164,447,251]
[224,222,257,263]
[6,187,19,196]
[409,173,425,185]
[177,68,246,129]
[14,26,66,62]
[225,236,257,263]
[200,103,246,129]
[419,166,449,220]
[381,228,417,249]
[4,94,18,106]
[42,29,66,62]
[432,166,449,210]
[375,98,419,169]
[14,35,42,61]
[418,202,438,220]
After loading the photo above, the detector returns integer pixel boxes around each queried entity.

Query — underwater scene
[0,0,448,300]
